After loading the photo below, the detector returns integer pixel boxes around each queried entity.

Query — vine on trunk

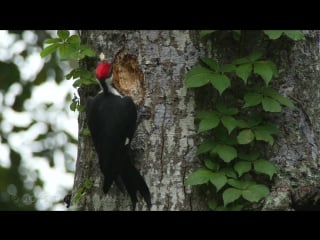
[185,30,305,210]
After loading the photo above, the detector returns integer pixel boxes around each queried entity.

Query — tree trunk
[72,30,320,211]
[72,30,208,210]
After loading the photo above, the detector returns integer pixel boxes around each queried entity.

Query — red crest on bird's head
[95,61,112,80]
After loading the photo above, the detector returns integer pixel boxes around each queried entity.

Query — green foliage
[41,30,97,111]
[185,30,302,210]
[73,179,93,203]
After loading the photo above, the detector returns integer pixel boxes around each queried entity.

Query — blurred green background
[0,30,77,210]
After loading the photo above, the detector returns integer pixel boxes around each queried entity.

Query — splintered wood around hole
[113,49,145,106]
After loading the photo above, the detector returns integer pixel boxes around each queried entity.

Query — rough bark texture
[72,30,320,211]
[72,30,208,210]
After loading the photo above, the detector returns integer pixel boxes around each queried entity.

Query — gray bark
[72,30,208,210]
[71,30,320,211]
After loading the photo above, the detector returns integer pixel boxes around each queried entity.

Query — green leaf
[283,30,305,41]
[237,129,254,144]
[200,57,219,71]
[234,161,252,177]
[226,203,244,211]
[67,35,81,44]
[197,111,220,133]
[59,44,78,61]
[262,97,281,112]
[70,101,77,111]
[198,119,219,133]
[185,67,212,88]
[254,159,277,179]
[221,115,238,134]
[204,159,219,171]
[263,88,294,109]
[40,44,59,58]
[248,50,263,61]
[220,168,237,179]
[254,129,274,145]
[185,169,213,185]
[197,110,219,119]
[210,73,231,95]
[263,30,284,40]
[44,38,61,44]
[217,102,238,115]
[84,179,93,189]
[208,199,218,210]
[212,144,237,163]
[255,124,279,134]
[82,128,91,136]
[223,188,242,206]
[238,151,259,161]
[57,30,70,40]
[209,172,227,191]
[79,45,96,57]
[254,62,274,85]
[227,179,256,190]
[242,184,269,202]
[196,139,215,155]
[235,63,252,84]
[243,93,263,108]
[220,64,236,73]
[200,30,216,38]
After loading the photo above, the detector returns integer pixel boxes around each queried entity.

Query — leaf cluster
[185,30,304,210]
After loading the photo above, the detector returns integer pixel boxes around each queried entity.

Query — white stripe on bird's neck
[101,75,123,97]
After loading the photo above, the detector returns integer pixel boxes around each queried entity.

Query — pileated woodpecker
[86,61,151,210]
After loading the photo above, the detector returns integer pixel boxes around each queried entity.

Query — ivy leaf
[283,30,305,41]
[220,64,236,73]
[237,129,254,144]
[197,111,220,133]
[238,151,259,161]
[248,50,263,61]
[243,93,263,108]
[254,129,274,145]
[227,179,256,190]
[212,144,237,163]
[198,119,219,133]
[185,67,212,88]
[223,188,242,206]
[263,30,284,40]
[185,169,213,185]
[210,172,227,191]
[234,161,252,177]
[208,199,218,210]
[196,139,215,155]
[254,62,274,85]
[40,44,59,58]
[221,116,238,134]
[253,159,277,180]
[210,73,231,95]
[200,57,219,71]
[242,184,269,202]
[204,159,219,171]
[263,88,294,109]
[217,102,238,115]
[79,45,96,58]
[220,168,237,179]
[262,97,281,112]
[44,38,61,44]
[235,63,252,84]
[57,30,70,40]
[200,30,216,38]
[67,35,81,45]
